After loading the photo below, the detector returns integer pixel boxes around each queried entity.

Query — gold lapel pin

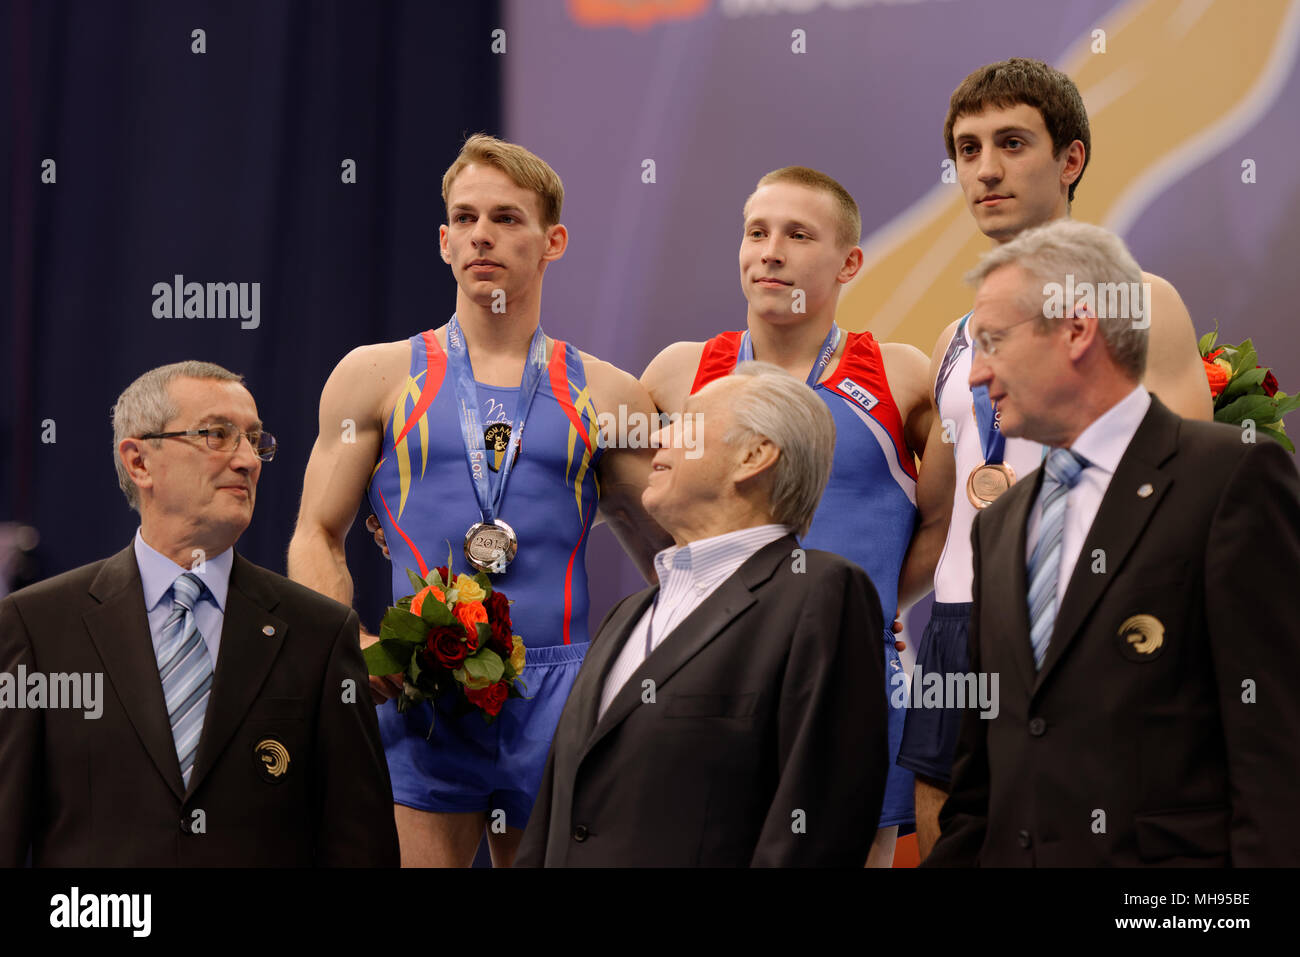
[1119,613,1164,655]
[254,737,291,780]
[262,625,276,637]
[1137,483,1153,498]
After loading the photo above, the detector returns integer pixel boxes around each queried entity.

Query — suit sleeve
[750,561,887,867]
[925,510,991,867]
[1204,439,1300,865]
[0,597,37,867]
[313,608,400,866]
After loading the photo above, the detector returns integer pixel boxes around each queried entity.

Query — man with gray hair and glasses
[519,362,890,866]
[926,221,1300,866]
[0,361,398,866]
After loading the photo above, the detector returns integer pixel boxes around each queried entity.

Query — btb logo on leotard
[835,377,878,412]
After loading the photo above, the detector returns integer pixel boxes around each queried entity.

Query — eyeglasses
[141,424,278,462]
[970,313,1040,358]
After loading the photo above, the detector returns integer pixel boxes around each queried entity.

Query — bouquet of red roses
[363,552,526,733]
[1199,323,1300,452]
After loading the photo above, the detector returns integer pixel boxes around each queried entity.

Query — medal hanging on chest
[446,315,547,574]
[966,384,1016,508]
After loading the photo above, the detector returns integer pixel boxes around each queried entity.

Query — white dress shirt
[1025,385,1152,608]
[597,523,791,720]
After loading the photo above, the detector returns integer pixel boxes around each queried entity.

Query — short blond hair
[744,166,861,249]
[441,134,564,228]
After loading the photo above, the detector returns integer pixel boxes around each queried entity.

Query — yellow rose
[510,636,526,674]
[454,574,486,603]
[453,666,493,691]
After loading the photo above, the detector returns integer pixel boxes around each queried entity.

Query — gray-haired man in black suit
[519,362,889,867]
[927,221,1300,867]
[0,361,398,866]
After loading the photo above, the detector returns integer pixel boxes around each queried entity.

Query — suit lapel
[576,535,793,766]
[186,554,287,799]
[984,472,1042,694]
[84,545,186,801]
[570,588,657,742]
[1035,397,1179,691]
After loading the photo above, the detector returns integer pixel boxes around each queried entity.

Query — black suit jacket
[517,534,888,867]
[927,395,1300,866]
[0,544,399,866]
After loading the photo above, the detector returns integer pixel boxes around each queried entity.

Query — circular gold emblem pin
[254,737,291,782]
[1118,613,1165,660]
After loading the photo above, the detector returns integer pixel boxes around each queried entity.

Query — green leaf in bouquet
[1270,392,1300,418]
[363,640,408,677]
[476,622,493,648]
[382,638,415,666]
[462,648,505,685]
[1216,394,1277,426]
[416,596,457,629]
[380,605,428,644]
[1222,367,1267,401]
[473,571,492,597]
[405,567,427,595]
[1198,327,1218,356]
[1257,424,1296,453]
[1230,341,1257,377]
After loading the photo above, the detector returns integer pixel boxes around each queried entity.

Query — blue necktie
[1026,448,1088,669]
[158,572,214,788]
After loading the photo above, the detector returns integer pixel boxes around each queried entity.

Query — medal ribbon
[737,322,841,388]
[972,383,1006,466]
[446,314,548,525]
[967,308,1003,467]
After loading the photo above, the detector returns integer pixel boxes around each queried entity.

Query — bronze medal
[966,462,1016,509]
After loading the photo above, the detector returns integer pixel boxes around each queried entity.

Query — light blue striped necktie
[1026,448,1089,670]
[158,572,214,788]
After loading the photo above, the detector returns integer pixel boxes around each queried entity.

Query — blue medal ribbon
[737,322,841,388]
[445,315,548,526]
[972,383,1006,466]
[959,314,1006,466]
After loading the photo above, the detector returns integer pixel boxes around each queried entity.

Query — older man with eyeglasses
[0,360,398,866]
[926,221,1300,867]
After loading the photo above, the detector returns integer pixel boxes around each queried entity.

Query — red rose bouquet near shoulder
[1200,324,1300,452]
[363,550,526,735]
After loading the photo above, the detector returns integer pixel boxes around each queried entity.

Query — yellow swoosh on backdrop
[836,0,1297,353]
